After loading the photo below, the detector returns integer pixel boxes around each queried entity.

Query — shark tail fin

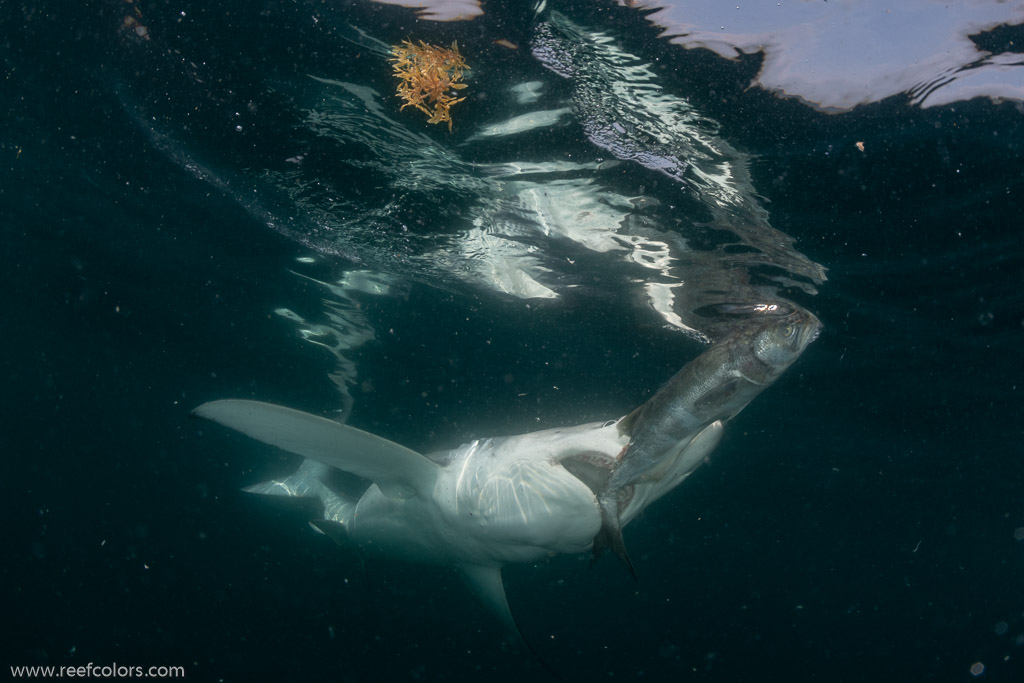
[193,400,439,500]
[244,459,357,526]
[244,458,331,498]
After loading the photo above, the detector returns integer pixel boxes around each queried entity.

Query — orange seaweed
[389,40,468,132]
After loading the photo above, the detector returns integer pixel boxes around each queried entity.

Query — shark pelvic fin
[193,400,438,500]
[309,519,349,546]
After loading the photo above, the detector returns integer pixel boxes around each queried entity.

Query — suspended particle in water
[969,662,984,676]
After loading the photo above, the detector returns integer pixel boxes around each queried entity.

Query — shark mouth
[561,451,636,512]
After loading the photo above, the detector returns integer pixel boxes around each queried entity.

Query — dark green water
[3,1,1023,681]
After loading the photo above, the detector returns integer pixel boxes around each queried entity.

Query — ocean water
[4,1,1023,681]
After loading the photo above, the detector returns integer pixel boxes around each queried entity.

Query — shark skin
[191,403,722,637]
[192,309,819,640]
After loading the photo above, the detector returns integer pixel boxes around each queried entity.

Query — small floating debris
[389,40,469,131]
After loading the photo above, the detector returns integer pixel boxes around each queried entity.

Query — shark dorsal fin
[193,400,438,499]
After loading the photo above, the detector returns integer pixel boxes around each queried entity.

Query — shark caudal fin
[244,458,357,525]
[193,400,439,499]
[244,458,333,498]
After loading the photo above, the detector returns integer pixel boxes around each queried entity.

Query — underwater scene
[4,0,1024,680]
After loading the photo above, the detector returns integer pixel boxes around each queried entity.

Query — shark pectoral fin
[593,491,637,582]
[459,564,518,636]
[458,564,558,676]
[193,400,439,499]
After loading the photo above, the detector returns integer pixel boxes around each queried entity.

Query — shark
[192,307,821,643]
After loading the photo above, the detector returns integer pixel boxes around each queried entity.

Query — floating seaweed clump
[389,40,469,131]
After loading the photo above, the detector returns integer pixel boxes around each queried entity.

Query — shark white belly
[342,423,630,567]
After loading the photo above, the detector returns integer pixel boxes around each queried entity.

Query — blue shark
[193,309,820,640]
